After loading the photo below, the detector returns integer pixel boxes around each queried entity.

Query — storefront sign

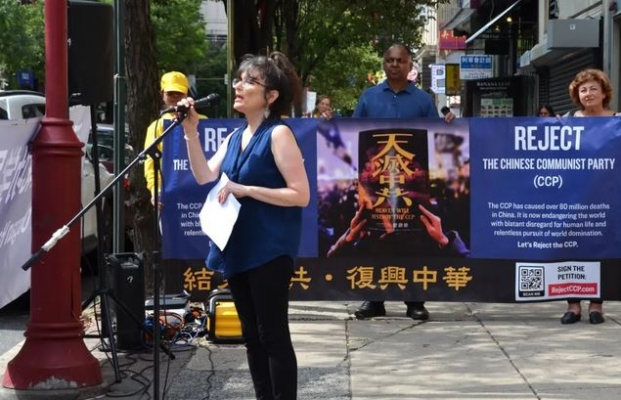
[445,64,461,95]
[460,55,493,80]
[439,30,467,50]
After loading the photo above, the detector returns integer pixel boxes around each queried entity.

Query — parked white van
[0,90,114,256]
[0,90,46,120]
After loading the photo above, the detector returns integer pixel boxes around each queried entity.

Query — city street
[4,301,621,400]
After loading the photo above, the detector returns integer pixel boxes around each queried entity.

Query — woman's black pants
[228,255,297,400]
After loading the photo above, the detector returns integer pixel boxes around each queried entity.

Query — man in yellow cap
[143,71,205,206]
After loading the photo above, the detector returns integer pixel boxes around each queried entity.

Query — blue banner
[470,117,621,259]
[160,117,621,302]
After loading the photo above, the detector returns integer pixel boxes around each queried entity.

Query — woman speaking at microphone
[177,52,309,400]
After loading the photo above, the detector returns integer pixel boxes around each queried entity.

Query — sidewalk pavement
[2,301,621,400]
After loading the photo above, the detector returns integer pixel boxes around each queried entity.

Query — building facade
[438,0,619,116]
[415,6,440,94]
[201,0,228,46]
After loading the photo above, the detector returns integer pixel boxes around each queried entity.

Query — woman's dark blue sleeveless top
[216,120,302,278]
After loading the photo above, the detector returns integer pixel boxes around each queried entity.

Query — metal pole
[603,0,612,78]
[227,0,234,117]
[113,0,126,253]
[2,0,102,389]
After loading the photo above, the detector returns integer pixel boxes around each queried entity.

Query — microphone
[160,93,220,115]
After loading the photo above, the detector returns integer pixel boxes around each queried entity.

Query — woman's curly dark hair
[236,52,303,118]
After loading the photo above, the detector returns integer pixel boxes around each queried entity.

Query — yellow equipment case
[205,288,243,343]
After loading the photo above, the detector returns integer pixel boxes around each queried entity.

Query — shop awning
[465,0,523,45]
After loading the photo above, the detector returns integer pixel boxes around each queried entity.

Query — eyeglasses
[232,77,266,88]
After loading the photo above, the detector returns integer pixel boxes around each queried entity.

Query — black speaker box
[108,253,145,351]
[68,0,114,105]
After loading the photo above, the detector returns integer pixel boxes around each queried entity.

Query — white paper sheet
[199,173,241,250]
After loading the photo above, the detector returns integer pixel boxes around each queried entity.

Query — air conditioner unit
[548,19,599,49]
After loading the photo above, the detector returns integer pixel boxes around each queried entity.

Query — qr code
[519,266,544,291]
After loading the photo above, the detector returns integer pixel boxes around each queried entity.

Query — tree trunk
[282,1,303,115]
[123,0,161,296]
[223,0,260,63]
[258,0,276,53]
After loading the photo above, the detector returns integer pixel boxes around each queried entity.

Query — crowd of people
[145,44,615,397]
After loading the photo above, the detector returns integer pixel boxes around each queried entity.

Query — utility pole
[2,0,102,390]
[113,0,126,252]
[227,0,234,117]
[603,0,612,78]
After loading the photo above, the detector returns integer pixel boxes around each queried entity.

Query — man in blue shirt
[354,45,454,122]
[353,43,454,321]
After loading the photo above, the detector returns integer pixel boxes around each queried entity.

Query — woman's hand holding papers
[217,180,247,204]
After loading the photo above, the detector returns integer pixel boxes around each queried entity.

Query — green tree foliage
[193,43,228,118]
[151,0,208,73]
[0,0,208,92]
[224,0,446,112]
[0,0,44,90]
[308,45,382,116]
[280,1,422,81]
[226,0,443,66]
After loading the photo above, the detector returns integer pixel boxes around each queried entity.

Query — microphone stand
[80,103,123,383]
[149,116,164,400]
[21,113,185,272]
[21,111,187,400]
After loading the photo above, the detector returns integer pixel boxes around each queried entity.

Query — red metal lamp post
[2,0,102,390]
